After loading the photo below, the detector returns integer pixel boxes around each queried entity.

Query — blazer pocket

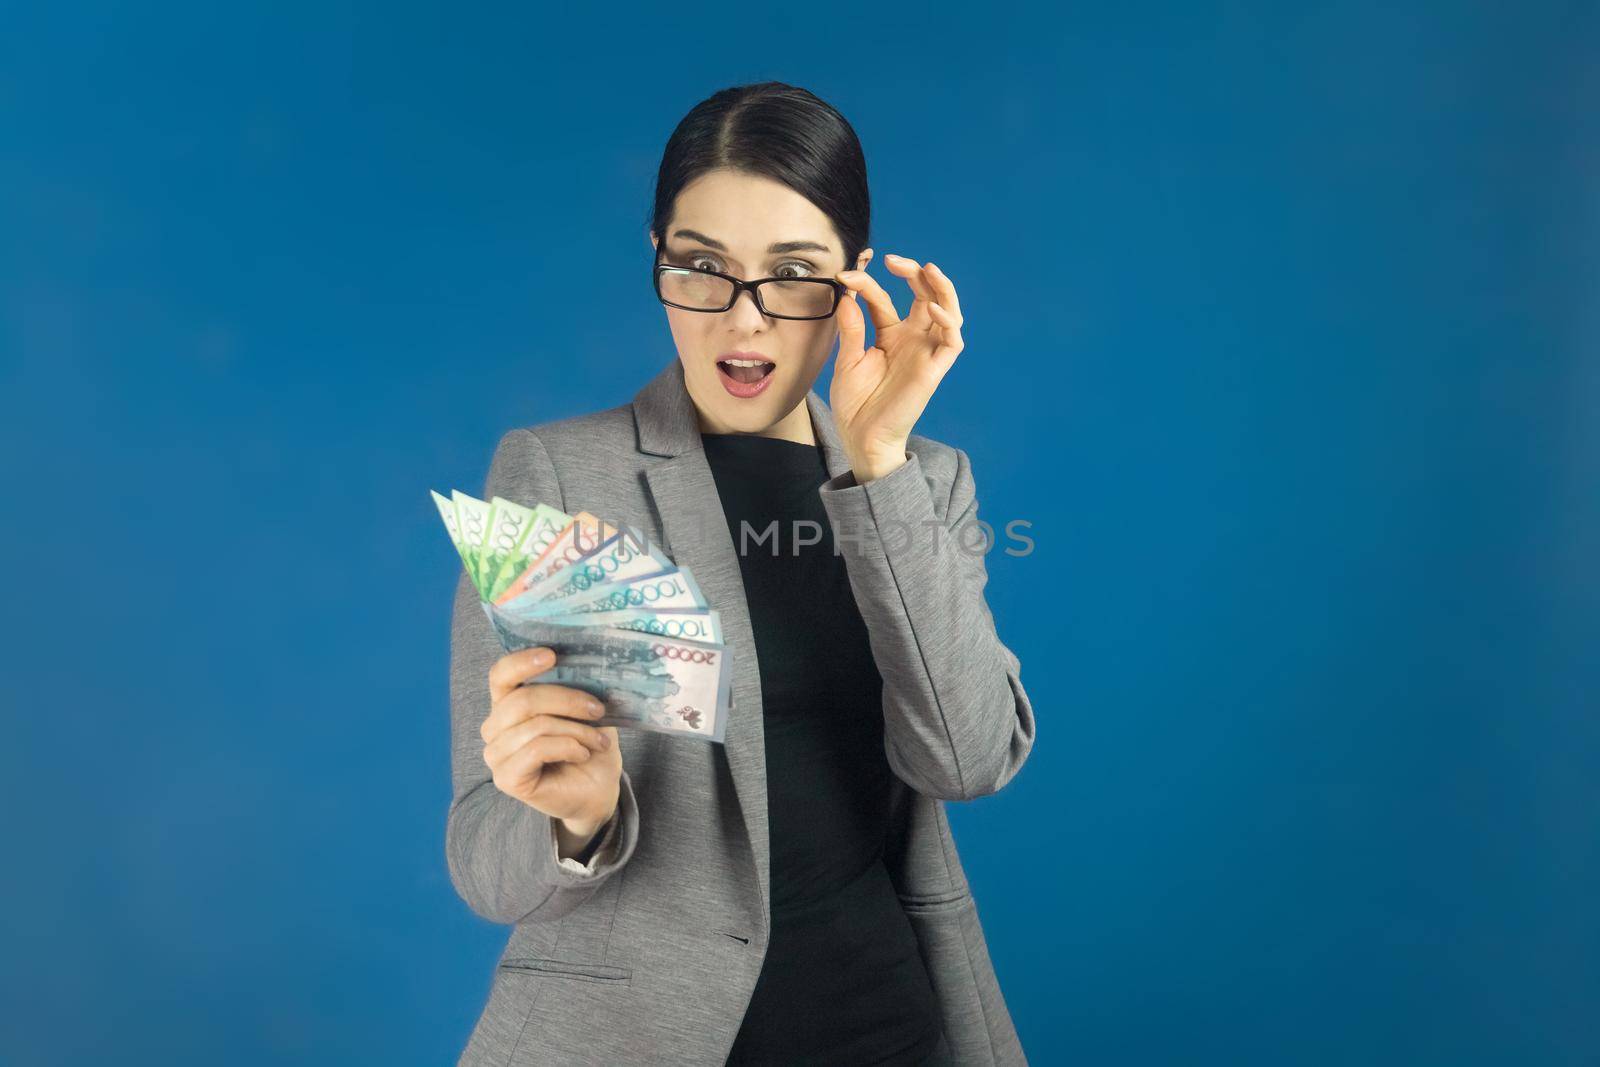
[498,956,633,985]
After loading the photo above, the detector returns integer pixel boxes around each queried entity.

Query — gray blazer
[447,357,1037,1065]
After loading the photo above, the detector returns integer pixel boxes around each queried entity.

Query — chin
[708,398,783,433]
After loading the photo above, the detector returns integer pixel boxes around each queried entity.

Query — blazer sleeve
[445,428,642,925]
[817,446,1036,802]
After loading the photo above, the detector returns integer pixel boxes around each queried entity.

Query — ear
[649,230,659,252]
[854,246,874,272]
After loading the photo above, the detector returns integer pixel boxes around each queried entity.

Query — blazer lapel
[631,358,854,927]
[807,374,856,483]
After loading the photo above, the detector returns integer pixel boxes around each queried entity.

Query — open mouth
[716,357,776,385]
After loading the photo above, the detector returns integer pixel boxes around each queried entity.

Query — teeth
[722,358,770,368]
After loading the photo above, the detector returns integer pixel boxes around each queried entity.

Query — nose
[725,285,769,327]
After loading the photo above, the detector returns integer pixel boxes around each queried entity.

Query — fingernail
[588,697,605,714]
[536,648,554,664]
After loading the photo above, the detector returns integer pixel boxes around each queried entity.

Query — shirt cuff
[551,807,621,876]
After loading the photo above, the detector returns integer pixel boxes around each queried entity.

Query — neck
[697,397,816,446]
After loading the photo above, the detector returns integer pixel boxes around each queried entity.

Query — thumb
[836,290,866,368]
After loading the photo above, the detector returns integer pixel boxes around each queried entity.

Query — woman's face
[651,168,869,438]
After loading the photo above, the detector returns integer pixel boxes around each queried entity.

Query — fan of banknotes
[432,489,732,743]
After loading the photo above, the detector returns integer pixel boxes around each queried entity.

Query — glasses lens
[758,279,836,319]
[659,269,735,310]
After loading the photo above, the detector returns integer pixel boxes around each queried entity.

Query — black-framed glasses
[652,251,847,321]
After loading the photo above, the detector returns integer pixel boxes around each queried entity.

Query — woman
[447,82,1036,1066]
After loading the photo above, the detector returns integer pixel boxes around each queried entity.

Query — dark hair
[648,81,870,271]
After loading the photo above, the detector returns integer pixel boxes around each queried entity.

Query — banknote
[498,523,675,614]
[529,606,725,644]
[433,487,732,742]
[431,490,474,576]
[482,496,571,601]
[482,603,730,742]
[448,490,498,594]
[506,566,708,618]
[493,510,618,605]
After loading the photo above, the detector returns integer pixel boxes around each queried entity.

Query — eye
[771,261,815,279]
[687,254,723,273]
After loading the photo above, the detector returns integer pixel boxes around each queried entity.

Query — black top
[703,431,943,1067]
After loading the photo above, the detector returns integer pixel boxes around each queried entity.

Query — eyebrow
[670,228,832,256]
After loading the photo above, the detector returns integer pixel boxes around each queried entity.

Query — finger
[926,301,966,372]
[483,682,606,742]
[836,269,902,331]
[924,262,962,321]
[834,284,867,367]
[482,682,606,742]
[485,713,610,767]
[883,253,936,305]
[494,733,594,790]
[489,646,555,704]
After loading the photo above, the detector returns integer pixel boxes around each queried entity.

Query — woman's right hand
[482,646,622,839]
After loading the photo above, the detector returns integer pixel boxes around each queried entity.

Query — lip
[715,353,777,400]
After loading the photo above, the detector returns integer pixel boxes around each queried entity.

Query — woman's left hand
[831,253,965,483]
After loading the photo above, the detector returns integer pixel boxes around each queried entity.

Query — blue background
[3,3,1595,1064]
